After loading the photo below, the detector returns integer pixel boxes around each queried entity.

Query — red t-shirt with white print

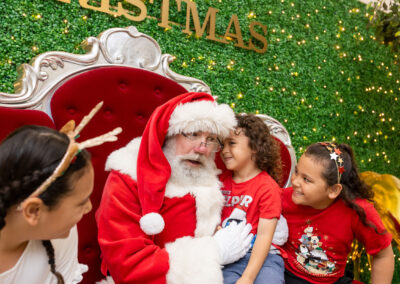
[220,171,282,235]
[282,187,392,284]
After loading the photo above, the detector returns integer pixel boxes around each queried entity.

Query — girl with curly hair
[220,113,287,284]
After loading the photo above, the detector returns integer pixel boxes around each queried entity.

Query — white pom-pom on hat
[139,212,165,235]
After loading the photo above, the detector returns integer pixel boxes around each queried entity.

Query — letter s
[249,21,267,53]
[118,0,147,22]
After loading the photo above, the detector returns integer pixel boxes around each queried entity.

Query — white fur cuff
[165,236,223,284]
[140,212,165,235]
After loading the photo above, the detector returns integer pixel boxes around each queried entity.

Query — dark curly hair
[305,143,384,234]
[0,125,91,284]
[235,114,282,185]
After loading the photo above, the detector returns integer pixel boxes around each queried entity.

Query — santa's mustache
[177,153,208,166]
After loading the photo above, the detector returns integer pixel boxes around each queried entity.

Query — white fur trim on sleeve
[272,214,289,246]
[165,236,223,284]
[139,212,165,235]
[168,101,236,139]
[105,137,141,180]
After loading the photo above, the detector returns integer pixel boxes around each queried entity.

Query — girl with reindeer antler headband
[281,142,394,284]
[0,102,122,284]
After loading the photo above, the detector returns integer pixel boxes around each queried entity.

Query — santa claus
[96,92,253,283]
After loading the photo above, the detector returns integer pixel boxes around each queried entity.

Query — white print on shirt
[295,226,336,275]
[224,195,253,208]
[222,208,247,228]
[221,190,231,196]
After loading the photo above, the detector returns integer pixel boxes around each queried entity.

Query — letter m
[176,0,221,41]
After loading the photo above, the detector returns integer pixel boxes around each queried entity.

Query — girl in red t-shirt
[220,114,287,284]
[282,142,394,284]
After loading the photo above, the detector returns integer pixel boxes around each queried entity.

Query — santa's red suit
[96,93,239,284]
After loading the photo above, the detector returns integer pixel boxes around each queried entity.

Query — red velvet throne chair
[0,26,296,283]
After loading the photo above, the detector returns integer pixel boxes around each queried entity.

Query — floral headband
[318,142,345,184]
[25,101,122,200]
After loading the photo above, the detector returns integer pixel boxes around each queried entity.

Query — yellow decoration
[350,172,400,281]
[361,171,400,245]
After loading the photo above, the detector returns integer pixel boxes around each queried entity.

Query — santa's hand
[213,222,253,265]
[272,215,288,246]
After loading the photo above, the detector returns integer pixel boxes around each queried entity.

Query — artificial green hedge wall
[1,0,399,282]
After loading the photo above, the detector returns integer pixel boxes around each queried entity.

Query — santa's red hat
[138,92,236,235]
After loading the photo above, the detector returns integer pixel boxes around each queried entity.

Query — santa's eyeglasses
[181,132,222,152]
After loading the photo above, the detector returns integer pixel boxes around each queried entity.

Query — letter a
[223,14,249,49]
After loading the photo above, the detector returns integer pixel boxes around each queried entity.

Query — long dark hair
[236,114,282,185]
[305,143,383,234]
[0,125,90,283]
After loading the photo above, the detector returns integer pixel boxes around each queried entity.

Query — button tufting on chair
[84,246,93,254]
[103,108,113,116]
[67,107,77,115]
[136,112,145,121]
[118,81,128,90]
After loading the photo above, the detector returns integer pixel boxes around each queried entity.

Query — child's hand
[235,276,253,284]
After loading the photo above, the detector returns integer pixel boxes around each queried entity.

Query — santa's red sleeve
[96,170,222,284]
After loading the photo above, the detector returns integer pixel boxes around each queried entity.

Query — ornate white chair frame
[0,26,210,114]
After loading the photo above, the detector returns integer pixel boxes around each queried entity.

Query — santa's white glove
[272,214,288,246]
[213,222,253,265]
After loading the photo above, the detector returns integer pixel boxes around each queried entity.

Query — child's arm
[237,218,277,284]
[370,244,394,284]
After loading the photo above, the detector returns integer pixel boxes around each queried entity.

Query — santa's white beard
[163,138,220,187]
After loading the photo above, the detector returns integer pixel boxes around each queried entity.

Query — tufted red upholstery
[0,107,55,141]
[50,66,187,283]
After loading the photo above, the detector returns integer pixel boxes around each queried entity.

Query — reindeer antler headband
[318,142,345,184]
[26,101,122,199]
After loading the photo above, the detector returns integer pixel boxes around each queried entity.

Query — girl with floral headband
[0,103,121,284]
[282,142,394,284]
